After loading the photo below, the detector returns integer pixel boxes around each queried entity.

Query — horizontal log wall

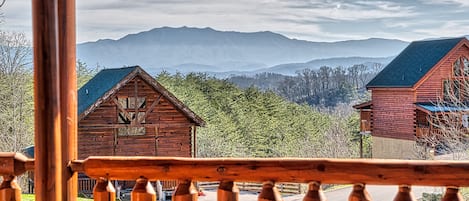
[78,77,193,159]
[371,89,415,140]
[416,45,469,102]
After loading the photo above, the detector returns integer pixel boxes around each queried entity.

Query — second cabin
[78,66,205,159]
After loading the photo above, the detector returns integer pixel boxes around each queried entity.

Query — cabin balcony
[1,152,469,201]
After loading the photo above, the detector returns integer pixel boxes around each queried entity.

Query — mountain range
[76,26,409,76]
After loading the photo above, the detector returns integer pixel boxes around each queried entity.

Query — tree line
[228,63,384,107]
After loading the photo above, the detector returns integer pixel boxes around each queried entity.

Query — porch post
[32,0,63,200]
[58,0,78,200]
[32,0,77,200]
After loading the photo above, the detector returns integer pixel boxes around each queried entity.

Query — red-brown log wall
[371,89,415,140]
[78,76,193,159]
[416,45,469,102]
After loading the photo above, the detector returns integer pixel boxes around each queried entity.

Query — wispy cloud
[2,0,469,43]
[420,0,469,7]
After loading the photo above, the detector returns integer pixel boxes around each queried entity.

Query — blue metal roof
[416,102,469,113]
[78,66,137,115]
[367,37,465,88]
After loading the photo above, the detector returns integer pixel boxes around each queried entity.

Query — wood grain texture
[70,157,469,186]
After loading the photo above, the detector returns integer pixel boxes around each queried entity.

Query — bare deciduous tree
[415,63,469,160]
[0,31,33,152]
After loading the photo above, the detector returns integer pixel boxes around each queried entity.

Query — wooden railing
[2,153,469,201]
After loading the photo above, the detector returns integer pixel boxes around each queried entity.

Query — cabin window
[443,79,451,100]
[454,59,462,76]
[453,56,469,77]
[453,80,461,100]
[117,96,146,136]
[464,57,469,76]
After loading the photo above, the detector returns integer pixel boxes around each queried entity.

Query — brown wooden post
[131,177,156,201]
[0,175,21,201]
[32,0,64,200]
[258,181,283,201]
[217,180,239,201]
[348,184,372,201]
[93,178,116,201]
[303,181,326,201]
[393,185,416,201]
[441,187,464,201]
[172,180,198,201]
[58,0,78,200]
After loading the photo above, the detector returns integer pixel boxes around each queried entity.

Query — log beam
[71,157,469,186]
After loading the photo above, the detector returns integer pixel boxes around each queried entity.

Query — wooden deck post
[58,0,78,200]
[131,177,156,201]
[0,175,21,201]
[303,181,326,201]
[348,184,372,201]
[93,178,116,201]
[258,181,283,201]
[441,187,464,201]
[393,185,416,201]
[217,180,239,201]
[32,0,77,200]
[172,180,198,201]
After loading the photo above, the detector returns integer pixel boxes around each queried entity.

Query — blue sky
[2,0,469,43]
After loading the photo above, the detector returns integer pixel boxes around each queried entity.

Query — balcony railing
[1,152,468,201]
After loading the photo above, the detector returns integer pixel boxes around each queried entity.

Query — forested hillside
[0,30,369,158]
[156,72,367,158]
[228,64,382,107]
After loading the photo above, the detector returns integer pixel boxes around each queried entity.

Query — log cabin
[78,65,205,158]
[354,37,469,159]
[24,66,206,194]
[3,2,469,200]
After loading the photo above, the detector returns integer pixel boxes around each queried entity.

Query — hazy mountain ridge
[77,26,408,75]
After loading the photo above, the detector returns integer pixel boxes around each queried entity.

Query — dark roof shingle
[367,37,465,88]
[78,66,137,115]
[78,66,205,126]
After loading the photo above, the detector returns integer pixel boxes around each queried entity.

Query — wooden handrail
[3,153,469,200]
[0,153,34,176]
[69,156,469,186]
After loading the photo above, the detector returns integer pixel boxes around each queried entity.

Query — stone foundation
[372,136,417,159]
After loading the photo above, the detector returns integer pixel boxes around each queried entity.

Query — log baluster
[349,183,372,201]
[258,181,283,201]
[131,177,156,201]
[303,181,326,201]
[393,185,416,201]
[172,180,198,201]
[441,187,464,201]
[0,175,21,201]
[217,180,239,201]
[93,178,116,201]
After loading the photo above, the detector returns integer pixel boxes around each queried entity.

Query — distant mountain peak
[77,26,409,75]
